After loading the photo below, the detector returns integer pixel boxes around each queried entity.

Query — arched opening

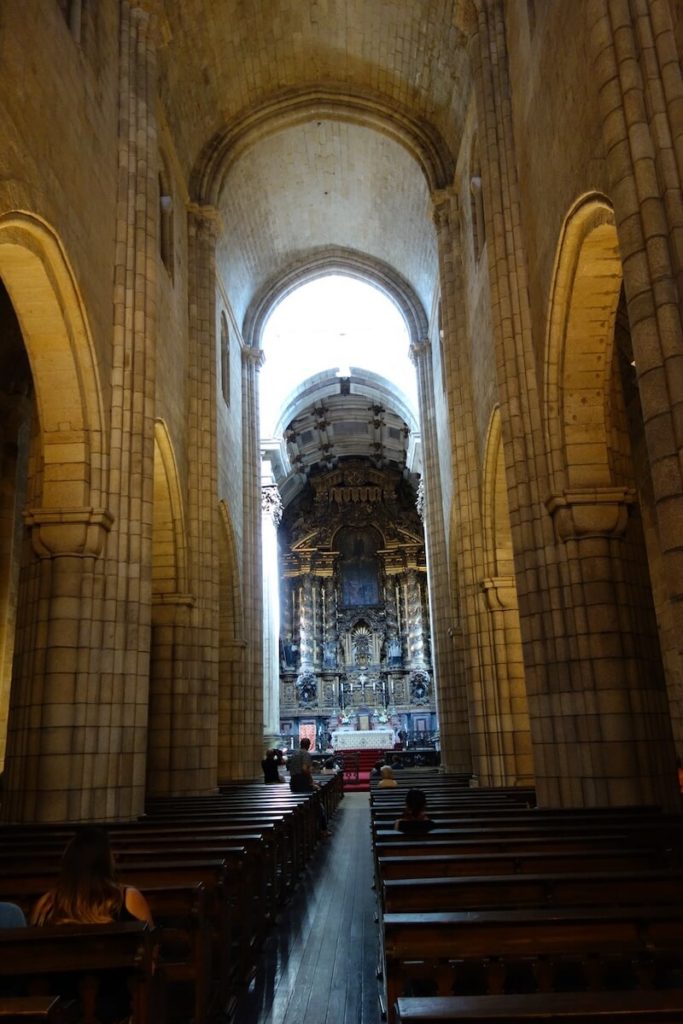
[543,194,678,805]
[260,273,416,437]
[0,213,106,820]
[0,280,34,768]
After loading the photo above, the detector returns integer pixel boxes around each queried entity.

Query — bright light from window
[259,275,415,434]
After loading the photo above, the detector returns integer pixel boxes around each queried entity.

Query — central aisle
[233,791,380,1024]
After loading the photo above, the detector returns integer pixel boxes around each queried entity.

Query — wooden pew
[381,869,683,913]
[0,923,159,1024]
[394,991,683,1024]
[373,833,668,860]
[0,997,76,1022]
[0,883,210,1024]
[377,846,675,880]
[383,906,683,1024]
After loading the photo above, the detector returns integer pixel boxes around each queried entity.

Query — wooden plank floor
[232,792,380,1024]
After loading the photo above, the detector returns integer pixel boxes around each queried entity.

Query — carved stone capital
[187,201,221,225]
[242,346,266,370]
[431,187,459,234]
[545,488,635,542]
[409,338,431,366]
[24,507,114,558]
[481,575,517,611]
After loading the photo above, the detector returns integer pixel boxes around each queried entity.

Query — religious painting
[337,526,382,607]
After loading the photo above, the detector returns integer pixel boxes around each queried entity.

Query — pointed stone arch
[0,211,106,509]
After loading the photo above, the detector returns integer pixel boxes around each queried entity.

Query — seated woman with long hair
[31,826,153,926]
[31,827,153,1024]
[393,788,436,833]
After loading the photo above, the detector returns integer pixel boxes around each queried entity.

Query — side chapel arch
[0,212,109,821]
[541,192,678,807]
[0,211,106,509]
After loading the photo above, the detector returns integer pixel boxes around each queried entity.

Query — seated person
[369,759,385,779]
[288,737,315,792]
[320,758,338,773]
[377,765,398,788]
[288,738,331,836]
[394,788,436,833]
[262,748,285,783]
[391,755,404,770]
[31,827,154,1024]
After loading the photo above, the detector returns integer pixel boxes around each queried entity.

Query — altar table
[332,729,394,750]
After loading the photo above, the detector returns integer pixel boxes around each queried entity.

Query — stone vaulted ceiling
[159,0,467,486]
[159,0,469,330]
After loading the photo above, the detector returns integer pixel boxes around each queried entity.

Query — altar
[332,729,394,750]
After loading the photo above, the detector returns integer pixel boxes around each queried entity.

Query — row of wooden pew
[369,772,683,1024]
[0,770,343,1023]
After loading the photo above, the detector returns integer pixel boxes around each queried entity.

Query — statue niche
[337,525,382,607]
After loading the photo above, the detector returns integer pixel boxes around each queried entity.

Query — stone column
[466,0,678,806]
[432,186,532,787]
[480,577,533,785]
[410,339,471,772]
[544,487,678,805]
[223,344,264,779]
[7,0,161,822]
[148,205,221,796]
[261,482,283,746]
[587,0,683,744]
[3,508,112,821]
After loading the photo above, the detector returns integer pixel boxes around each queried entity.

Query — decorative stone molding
[24,507,114,558]
[545,488,635,542]
[480,575,517,611]
[261,484,283,525]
